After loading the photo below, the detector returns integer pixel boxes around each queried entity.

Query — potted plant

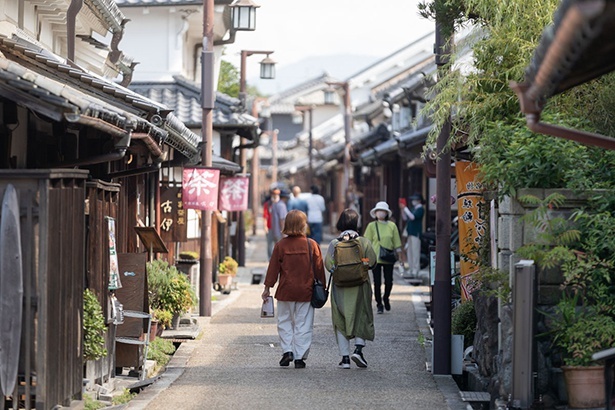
[147,260,197,329]
[520,193,615,408]
[217,256,238,287]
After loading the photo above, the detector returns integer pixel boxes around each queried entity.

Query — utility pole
[199,0,214,317]
[432,9,453,374]
[326,81,352,215]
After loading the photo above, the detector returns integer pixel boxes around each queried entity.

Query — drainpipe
[66,0,83,62]
[526,113,615,151]
[510,82,615,151]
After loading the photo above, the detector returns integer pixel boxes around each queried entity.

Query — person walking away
[270,189,290,247]
[305,185,326,243]
[288,186,308,214]
[325,209,377,369]
[263,188,280,258]
[262,210,326,368]
[400,193,425,278]
[364,201,403,314]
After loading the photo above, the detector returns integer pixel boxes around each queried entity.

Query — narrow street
[125,224,468,410]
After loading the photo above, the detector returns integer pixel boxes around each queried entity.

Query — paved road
[126,227,468,410]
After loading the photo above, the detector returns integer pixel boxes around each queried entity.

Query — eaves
[511,0,615,150]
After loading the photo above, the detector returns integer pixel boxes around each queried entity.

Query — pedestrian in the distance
[325,209,377,369]
[305,185,326,244]
[288,185,308,214]
[400,193,425,277]
[262,210,325,369]
[270,189,289,246]
[263,187,280,258]
[364,201,403,314]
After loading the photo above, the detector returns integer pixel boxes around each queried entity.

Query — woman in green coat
[325,209,377,369]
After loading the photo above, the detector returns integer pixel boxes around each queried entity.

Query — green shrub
[112,388,136,405]
[83,394,105,410]
[83,289,107,362]
[451,300,476,349]
[153,309,173,329]
[147,260,196,315]
[147,337,176,369]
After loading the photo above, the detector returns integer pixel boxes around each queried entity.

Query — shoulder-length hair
[336,208,359,232]
[282,210,307,236]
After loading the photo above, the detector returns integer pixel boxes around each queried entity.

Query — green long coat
[325,233,377,341]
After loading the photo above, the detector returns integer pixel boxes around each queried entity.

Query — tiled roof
[128,76,259,136]
[115,0,209,6]
[0,34,201,161]
[269,72,339,105]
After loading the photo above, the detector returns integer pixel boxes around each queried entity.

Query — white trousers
[277,301,315,360]
[406,235,421,275]
[336,330,365,356]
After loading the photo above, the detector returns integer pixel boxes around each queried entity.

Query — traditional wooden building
[0,1,239,408]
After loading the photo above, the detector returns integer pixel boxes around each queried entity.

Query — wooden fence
[0,170,88,410]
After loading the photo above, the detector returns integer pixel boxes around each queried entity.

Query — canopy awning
[511,0,615,150]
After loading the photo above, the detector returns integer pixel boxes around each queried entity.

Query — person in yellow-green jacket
[364,201,403,314]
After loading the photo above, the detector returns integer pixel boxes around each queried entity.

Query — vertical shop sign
[219,176,250,211]
[455,161,486,301]
[182,168,220,210]
[107,217,122,290]
[160,187,188,242]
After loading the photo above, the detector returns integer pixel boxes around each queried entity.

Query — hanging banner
[160,186,187,242]
[219,176,250,211]
[107,217,122,290]
[182,168,220,210]
[455,161,486,301]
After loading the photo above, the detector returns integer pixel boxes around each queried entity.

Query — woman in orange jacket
[262,210,325,369]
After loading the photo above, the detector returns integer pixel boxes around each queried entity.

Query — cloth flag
[219,176,250,211]
[182,168,220,210]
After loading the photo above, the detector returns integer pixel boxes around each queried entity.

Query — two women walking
[262,201,404,368]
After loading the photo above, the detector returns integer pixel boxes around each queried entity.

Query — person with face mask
[400,193,425,278]
[363,201,403,314]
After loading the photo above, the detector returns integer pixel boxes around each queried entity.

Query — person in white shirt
[305,185,326,243]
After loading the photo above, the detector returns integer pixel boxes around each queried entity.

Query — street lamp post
[200,0,215,317]
[237,50,275,267]
[293,105,314,185]
[200,0,259,316]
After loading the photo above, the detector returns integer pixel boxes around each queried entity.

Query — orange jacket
[264,235,325,302]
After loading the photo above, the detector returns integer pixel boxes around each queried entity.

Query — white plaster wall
[119,7,179,81]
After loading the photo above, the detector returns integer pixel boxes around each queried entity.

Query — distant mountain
[248,54,378,96]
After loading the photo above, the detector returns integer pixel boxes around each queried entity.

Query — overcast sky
[221,0,435,87]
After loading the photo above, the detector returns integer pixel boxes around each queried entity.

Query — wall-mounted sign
[160,186,187,242]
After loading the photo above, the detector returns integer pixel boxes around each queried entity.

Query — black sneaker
[339,356,350,369]
[294,359,306,369]
[351,351,368,368]
[377,305,384,314]
[279,352,293,367]
[384,299,391,311]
